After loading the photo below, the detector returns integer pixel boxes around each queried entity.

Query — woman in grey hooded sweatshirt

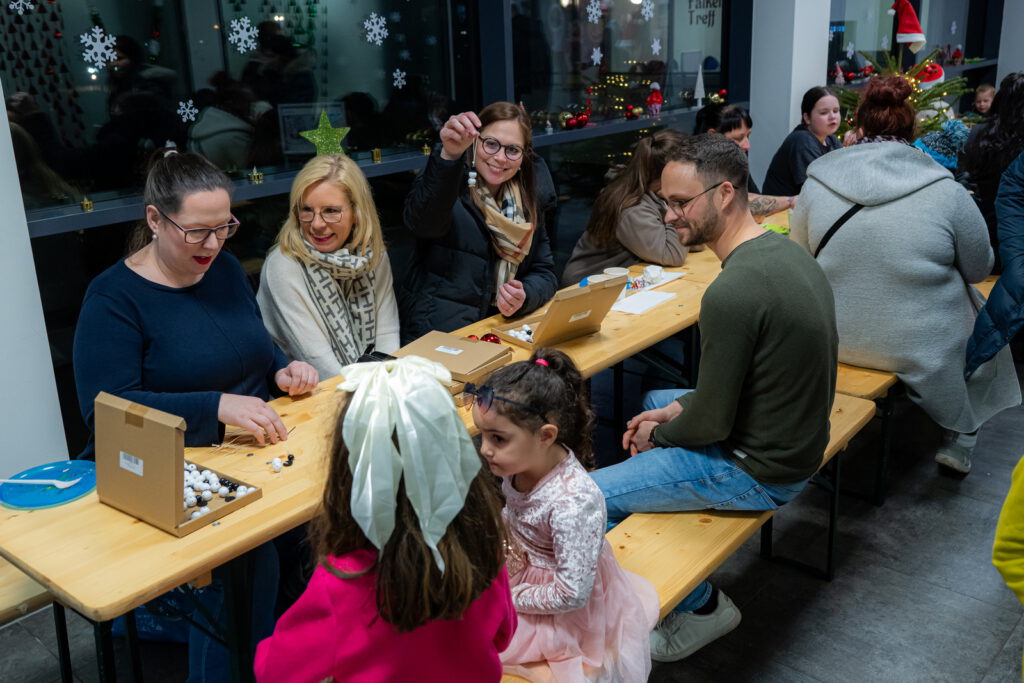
[791,77,1021,476]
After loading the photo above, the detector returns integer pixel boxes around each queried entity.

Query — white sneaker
[935,440,973,474]
[649,590,741,662]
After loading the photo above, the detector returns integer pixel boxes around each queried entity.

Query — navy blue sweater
[74,252,287,458]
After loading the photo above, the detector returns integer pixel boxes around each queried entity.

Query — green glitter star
[299,110,350,156]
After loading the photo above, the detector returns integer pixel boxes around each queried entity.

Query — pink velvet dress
[500,451,659,682]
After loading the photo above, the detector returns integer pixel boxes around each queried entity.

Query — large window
[2,0,455,214]
[512,0,727,127]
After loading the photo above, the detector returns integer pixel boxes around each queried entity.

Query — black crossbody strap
[813,203,865,258]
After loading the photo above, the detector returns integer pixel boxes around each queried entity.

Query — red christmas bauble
[577,113,589,126]
[567,117,578,128]
[481,333,501,344]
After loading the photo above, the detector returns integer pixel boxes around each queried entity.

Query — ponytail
[486,348,595,469]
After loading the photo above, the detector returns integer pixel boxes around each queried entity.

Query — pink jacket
[254,549,516,682]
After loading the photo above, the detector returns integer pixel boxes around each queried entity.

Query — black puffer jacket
[398,150,558,343]
[966,151,1024,377]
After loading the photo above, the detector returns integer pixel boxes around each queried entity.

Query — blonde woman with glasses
[258,154,400,380]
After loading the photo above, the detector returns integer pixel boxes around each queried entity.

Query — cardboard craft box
[393,330,512,393]
[492,274,627,349]
[94,392,262,537]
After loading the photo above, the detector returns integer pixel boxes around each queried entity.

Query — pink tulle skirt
[501,540,659,682]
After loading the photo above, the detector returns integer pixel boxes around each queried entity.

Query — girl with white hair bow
[254,356,516,683]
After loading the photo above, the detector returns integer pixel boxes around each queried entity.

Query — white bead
[201,470,213,478]
[183,501,188,510]
[201,490,213,501]
[186,496,197,507]
[197,482,211,492]
[191,511,202,519]
[523,324,532,332]
[272,462,282,473]
[236,486,248,497]
[187,464,197,472]
[218,486,229,497]
[199,506,210,515]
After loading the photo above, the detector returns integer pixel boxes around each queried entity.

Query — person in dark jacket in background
[762,86,841,196]
[966,151,1024,377]
[958,72,1024,271]
[399,101,558,343]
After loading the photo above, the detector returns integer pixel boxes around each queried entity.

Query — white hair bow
[336,356,481,573]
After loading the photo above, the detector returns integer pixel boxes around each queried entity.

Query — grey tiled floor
[3,390,1022,682]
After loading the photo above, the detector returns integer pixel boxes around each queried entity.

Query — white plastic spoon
[0,477,82,489]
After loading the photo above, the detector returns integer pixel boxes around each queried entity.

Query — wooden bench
[500,392,875,680]
[0,557,51,626]
[834,363,900,506]
[0,557,71,681]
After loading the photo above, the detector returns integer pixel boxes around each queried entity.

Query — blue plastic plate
[0,460,96,510]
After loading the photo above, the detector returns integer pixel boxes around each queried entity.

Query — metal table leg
[93,619,117,683]
[53,603,73,683]
[218,556,255,683]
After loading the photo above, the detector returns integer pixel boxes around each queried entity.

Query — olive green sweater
[652,232,838,484]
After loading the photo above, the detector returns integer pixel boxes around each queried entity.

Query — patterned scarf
[298,241,377,367]
[472,182,535,296]
[854,135,915,147]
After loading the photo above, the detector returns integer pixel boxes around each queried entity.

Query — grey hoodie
[791,141,1020,432]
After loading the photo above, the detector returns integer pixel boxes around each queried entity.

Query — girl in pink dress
[471,349,659,682]
[254,357,516,682]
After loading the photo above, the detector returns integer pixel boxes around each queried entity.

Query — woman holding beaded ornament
[398,102,558,343]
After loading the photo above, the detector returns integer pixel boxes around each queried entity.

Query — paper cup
[643,265,664,283]
[585,273,614,285]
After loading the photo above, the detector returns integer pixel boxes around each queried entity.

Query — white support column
[748,0,831,191]
[0,84,69,474]
[997,0,1024,84]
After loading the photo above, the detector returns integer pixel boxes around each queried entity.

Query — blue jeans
[591,389,808,612]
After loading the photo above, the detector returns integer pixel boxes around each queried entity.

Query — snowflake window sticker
[227,17,258,54]
[591,46,602,66]
[364,12,388,46]
[586,0,601,24]
[8,0,34,15]
[392,69,406,89]
[80,26,118,70]
[651,38,661,56]
[641,0,654,21]
[177,99,199,123]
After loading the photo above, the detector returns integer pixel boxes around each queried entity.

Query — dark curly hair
[484,348,595,469]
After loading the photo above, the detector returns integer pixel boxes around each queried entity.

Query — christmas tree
[836,49,972,137]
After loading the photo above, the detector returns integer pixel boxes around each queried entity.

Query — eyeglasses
[479,136,524,161]
[665,181,725,214]
[297,206,345,224]
[157,208,239,244]
[465,383,547,419]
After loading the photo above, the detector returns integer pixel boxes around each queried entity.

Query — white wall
[0,81,69,476]
[998,0,1024,84]
[748,0,830,190]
